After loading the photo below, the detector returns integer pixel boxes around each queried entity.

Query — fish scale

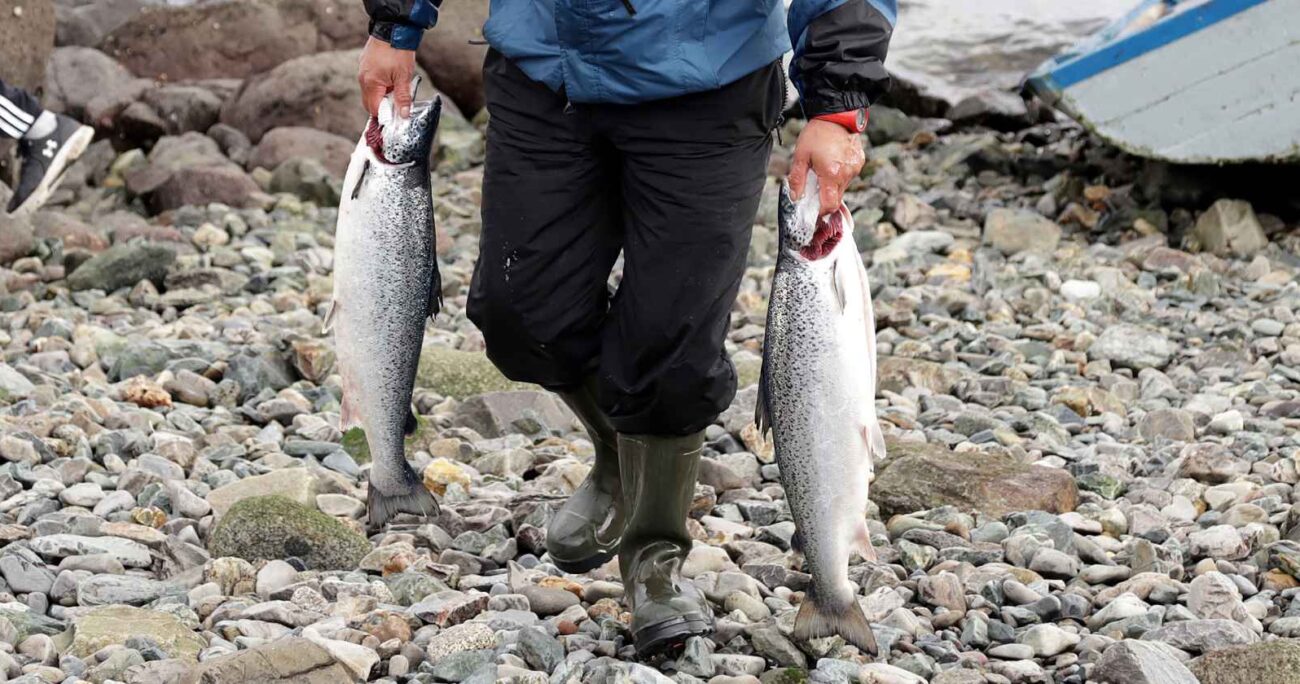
[331,88,443,532]
[757,171,885,655]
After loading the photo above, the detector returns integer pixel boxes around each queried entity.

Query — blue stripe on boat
[1048,0,1273,89]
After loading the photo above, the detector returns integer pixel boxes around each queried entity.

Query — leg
[597,62,783,655]
[2,78,95,215]
[467,50,622,390]
[598,61,784,436]
[466,51,628,572]
[0,78,42,139]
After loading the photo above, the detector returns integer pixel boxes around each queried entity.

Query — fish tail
[794,586,879,656]
[366,476,440,533]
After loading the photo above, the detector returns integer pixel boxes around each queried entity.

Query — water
[889,0,1136,103]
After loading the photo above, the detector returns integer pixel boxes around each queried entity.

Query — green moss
[208,495,369,570]
[760,668,810,684]
[341,427,370,465]
[416,347,531,400]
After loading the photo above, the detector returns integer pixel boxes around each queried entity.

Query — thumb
[392,71,413,119]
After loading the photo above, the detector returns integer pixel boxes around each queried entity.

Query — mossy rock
[344,415,444,465]
[416,347,531,400]
[341,426,371,465]
[71,606,205,660]
[208,495,369,570]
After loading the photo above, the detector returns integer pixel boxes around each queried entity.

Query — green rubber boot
[545,381,625,573]
[618,431,714,655]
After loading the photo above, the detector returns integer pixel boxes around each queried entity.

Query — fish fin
[350,159,370,200]
[427,260,443,321]
[793,586,879,656]
[790,528,805,556]
[855,522,879,563]
[755,369,771,438]
[366,475,439,533]
[404,409,419,436]
[831,257,848,312]
[321,300,338,334]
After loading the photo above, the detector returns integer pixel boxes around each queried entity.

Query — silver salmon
[329,85,443,532]
[757,171,886,654]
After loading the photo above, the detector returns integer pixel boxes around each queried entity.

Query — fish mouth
[799,209,845,261]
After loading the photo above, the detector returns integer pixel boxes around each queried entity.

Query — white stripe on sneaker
[0,115,24,139]
[0,96,36,124]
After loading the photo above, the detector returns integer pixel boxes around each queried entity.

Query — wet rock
[207,495,369,570]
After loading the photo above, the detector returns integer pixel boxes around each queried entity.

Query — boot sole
[633,615,713,656]
[549,547,617,574]
[10,125,94,217]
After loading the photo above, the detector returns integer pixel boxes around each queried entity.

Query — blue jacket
[364,0,894,116]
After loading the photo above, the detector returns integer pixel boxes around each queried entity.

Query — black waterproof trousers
[0,78,44,140]
[468,50,781,436]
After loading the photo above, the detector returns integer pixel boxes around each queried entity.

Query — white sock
[23,111,56,140]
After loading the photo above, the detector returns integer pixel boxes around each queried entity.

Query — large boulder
[1190,198,1268,258]
[0,0,55,93]
[55,0,154,48]
[872,439,1079,518]
[416,347,530,400]
[43,47,135,119]
[415,0,489,116]
[207,495,370,570]
[453,391,576,438]
[70,605,205,659]
[100,0,367,81]
[1190,641,1300,684]
[123,132,262,211]
[248,126,354,177]
[66,242,175,292]
[221,49,447,143]
[190,637,354,682]
[220,49,374,143]
[0,215,35,265]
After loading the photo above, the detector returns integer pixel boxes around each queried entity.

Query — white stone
[1060,279,1102,300]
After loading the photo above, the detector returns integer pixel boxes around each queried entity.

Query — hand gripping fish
[756,171,887,655]
[328,81,443,532]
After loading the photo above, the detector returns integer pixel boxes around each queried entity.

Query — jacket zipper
[774,68,789,145]
[620,0,636,15]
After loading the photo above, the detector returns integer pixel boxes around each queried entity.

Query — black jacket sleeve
[789,0,895,117]
[363,0,441,50]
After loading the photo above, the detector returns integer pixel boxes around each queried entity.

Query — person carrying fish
[357,0,894,655]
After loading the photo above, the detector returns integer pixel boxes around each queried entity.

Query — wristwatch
[813,108,868,134]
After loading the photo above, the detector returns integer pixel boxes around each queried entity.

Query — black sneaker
[5,114,94,216]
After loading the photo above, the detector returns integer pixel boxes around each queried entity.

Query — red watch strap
[813,109,868,133]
